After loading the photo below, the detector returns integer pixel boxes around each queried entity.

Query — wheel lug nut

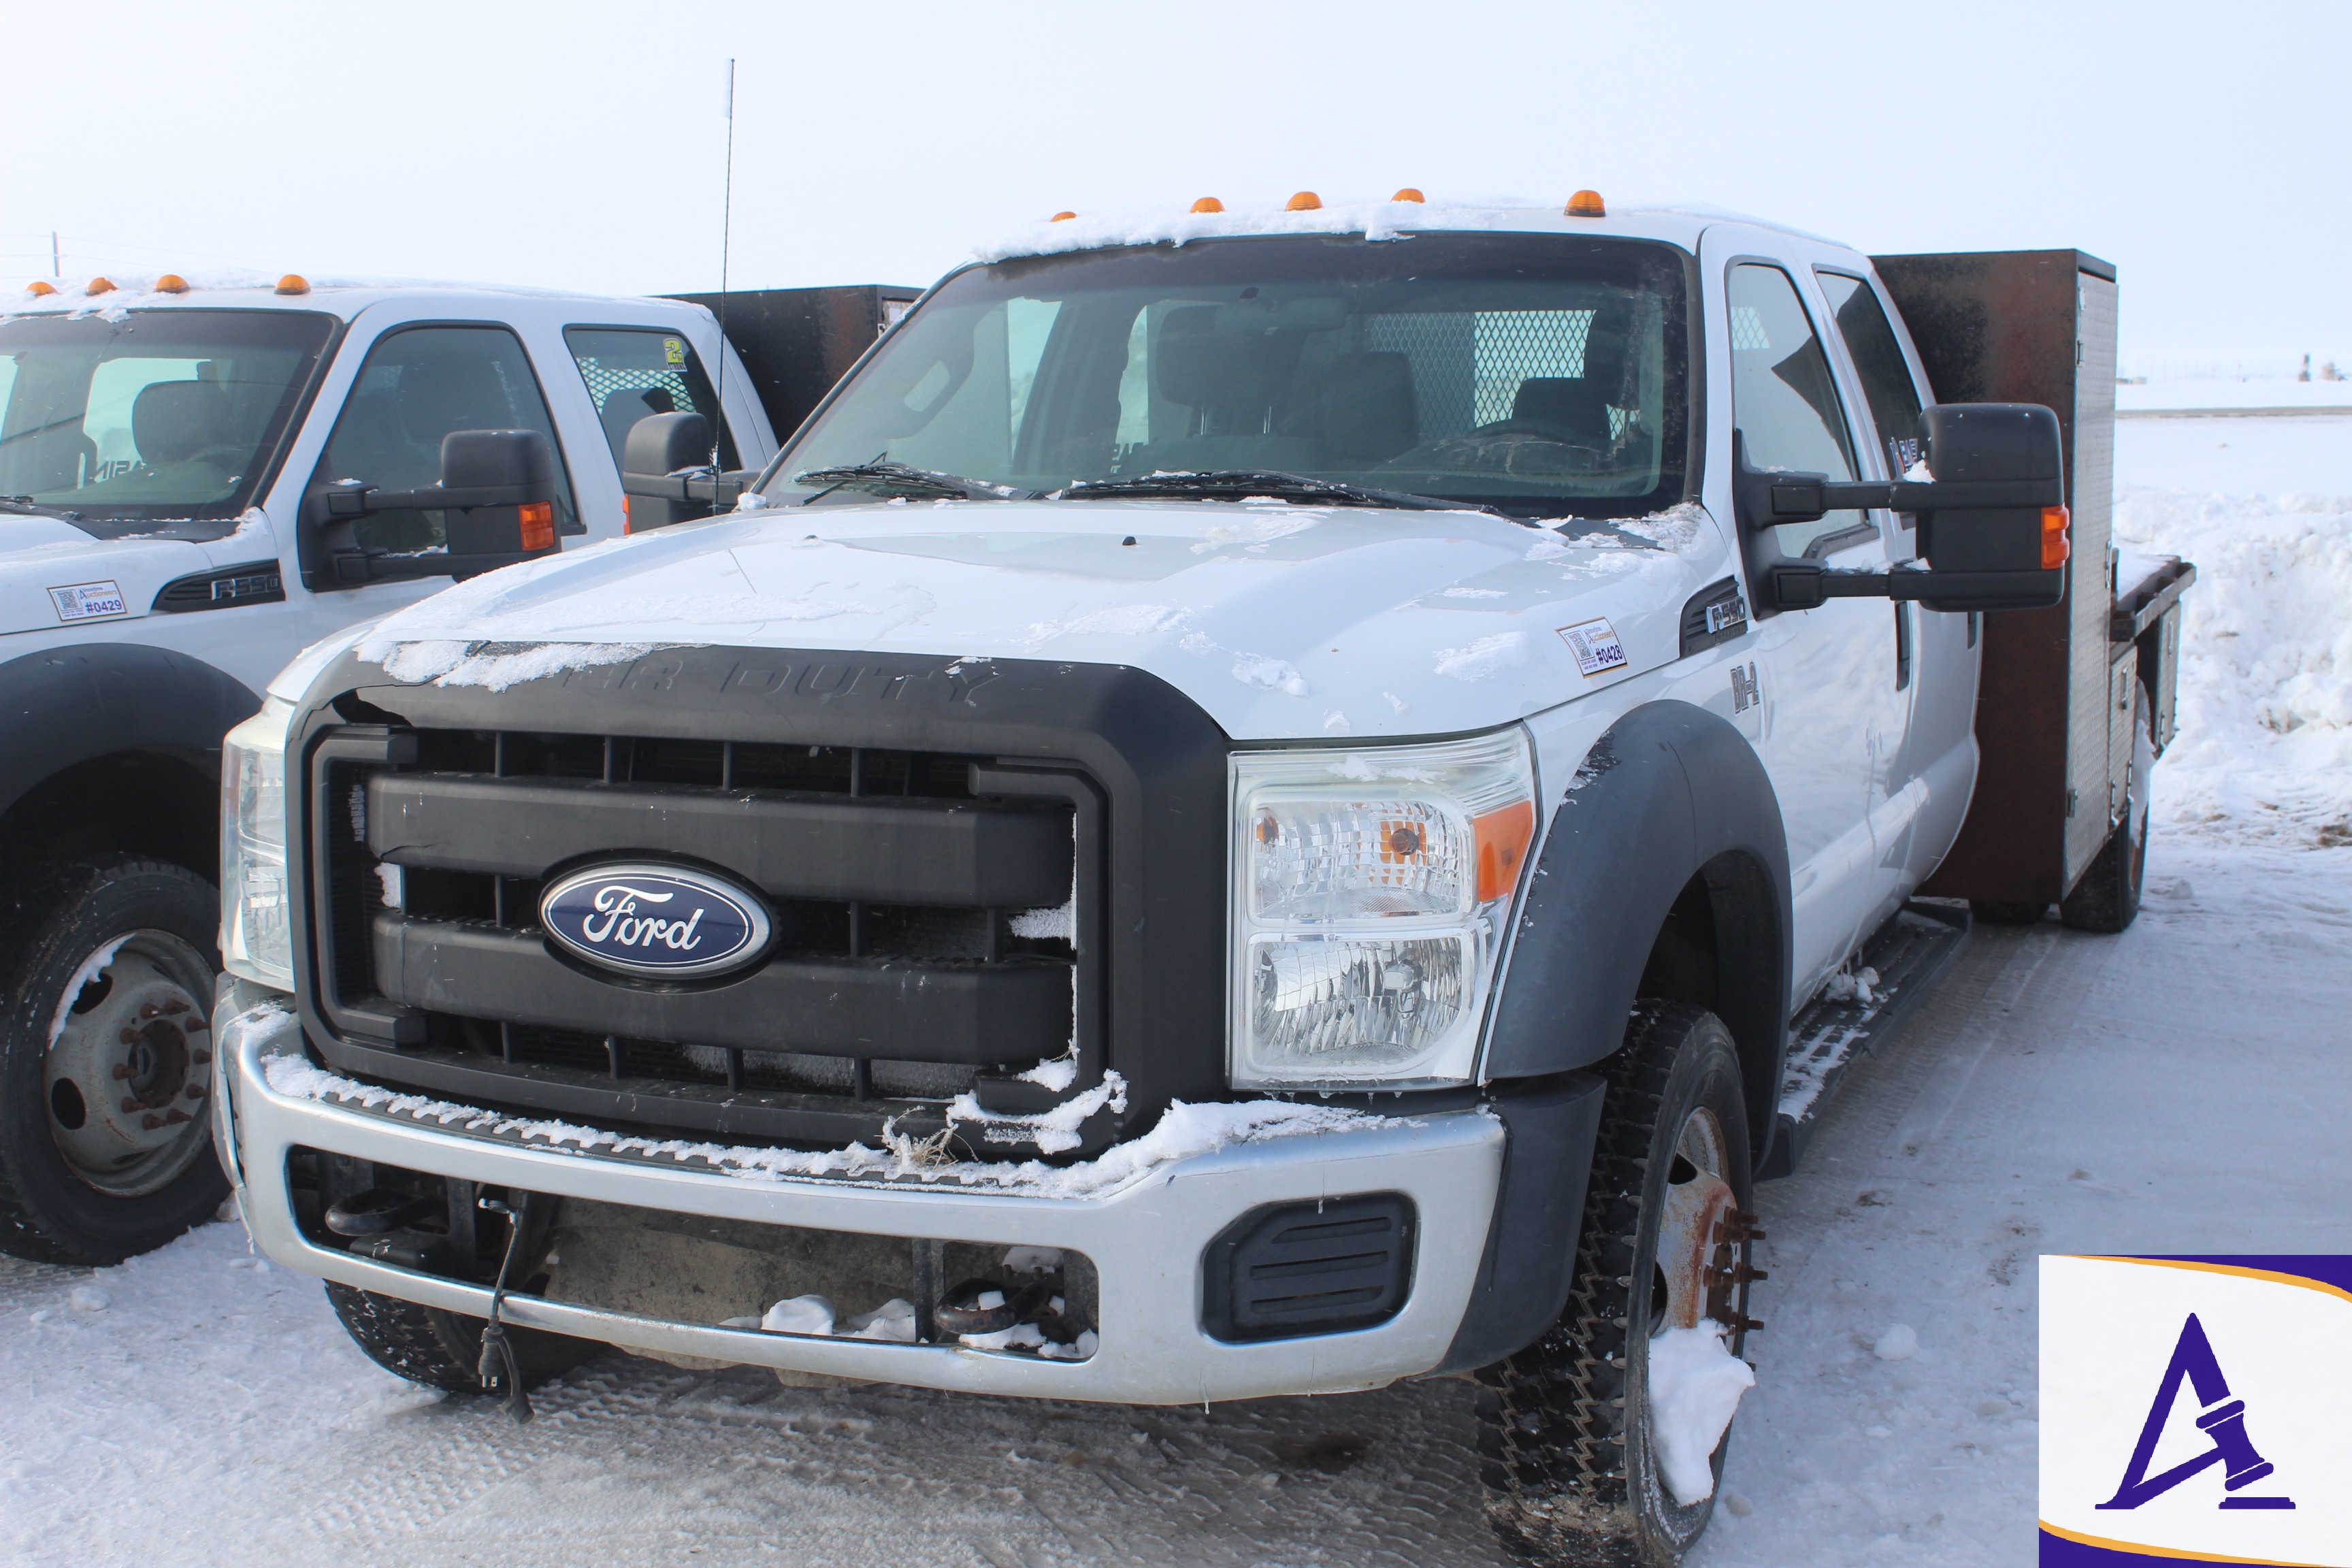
[185,1083,208,1100]
[142,1113,165,1130]
[120,1096,142,1114]
[165,1109,192,1125]
[140,1002,163,1019]
[163,999,191,1015]
[191,1050,212,1066]
[112,1064,135,1079]
[119,1028,143,1045]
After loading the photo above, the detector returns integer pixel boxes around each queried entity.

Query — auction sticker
[48,581,128,623]
[2041,1254,2352,1564]
[1556,617,1627,677]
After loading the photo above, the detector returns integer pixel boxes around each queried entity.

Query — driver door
[1716,247,1915,997]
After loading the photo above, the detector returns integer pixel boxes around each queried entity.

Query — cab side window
[1816,271,1927,477]
[564,327,738,473]
[1727,264,1868,557]
[317,325,581,552]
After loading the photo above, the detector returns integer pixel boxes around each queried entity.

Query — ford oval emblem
[538,862,772,979]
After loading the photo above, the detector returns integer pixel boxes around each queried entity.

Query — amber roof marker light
[1285,191,1322,211]
[1190,197,1224,213]
[1565,190,1607,218]
[1049,212,1077,223]
[85,276,116,295]
[154,274,190,294]
[1391,188,1426,203]
[276,274,310,295]
[24,280,56,297]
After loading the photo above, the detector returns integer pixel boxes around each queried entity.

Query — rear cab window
[1815,270,1926,479]
[564,327,738,473]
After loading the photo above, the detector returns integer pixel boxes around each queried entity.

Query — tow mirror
[308,428,562,584]
[1734,403,2069,615]
[619,411,762,532]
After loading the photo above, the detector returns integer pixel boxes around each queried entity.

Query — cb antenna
[712,56,736,474]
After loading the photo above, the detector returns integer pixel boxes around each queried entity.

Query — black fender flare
[1486,698,1792,1125]
[1439,700,1792,1371]
[0,642,262,820]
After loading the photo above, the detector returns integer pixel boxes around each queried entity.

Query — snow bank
[2113,487,2352,845]
[261,1053,1400,1200]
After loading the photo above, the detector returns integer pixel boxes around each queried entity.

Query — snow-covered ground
[5,420,2347,1567]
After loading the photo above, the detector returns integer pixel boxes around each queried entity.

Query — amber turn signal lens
[276,274,310,295]
[620,495,633,535]
[154,274,189,293]
[1473,799,1537,903]
[1285,191,1322,211]
[1565,190,1606,218]
[1191,196,1224,213]
[2041,504,2071,570]
[519,501,555,552]
[86,276,116,295]
[25,280,56,297]
[1390,187,1425,203]
[1048,211,1077,223]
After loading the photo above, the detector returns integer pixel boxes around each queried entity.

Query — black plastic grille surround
[289,646,1230,1156]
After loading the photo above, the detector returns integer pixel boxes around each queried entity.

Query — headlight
[1229,728,1537,1090]
[220,696,298,991]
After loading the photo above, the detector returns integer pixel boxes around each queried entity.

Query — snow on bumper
[218,998,1505,1405]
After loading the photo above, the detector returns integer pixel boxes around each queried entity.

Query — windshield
[0,308,335,538]
[774,233,1694,519]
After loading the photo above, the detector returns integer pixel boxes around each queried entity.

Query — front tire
[1477,1003,1757,1567]
[0,859,227,1264]
[326,1282,597,1393]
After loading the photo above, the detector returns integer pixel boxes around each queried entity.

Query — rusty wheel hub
[1651,1107,1765,1341]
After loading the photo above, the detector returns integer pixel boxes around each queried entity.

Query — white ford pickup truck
[205,195,2190,1566]
[0,272,913,1267]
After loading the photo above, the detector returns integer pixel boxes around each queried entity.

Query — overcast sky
[1,0,2340,376]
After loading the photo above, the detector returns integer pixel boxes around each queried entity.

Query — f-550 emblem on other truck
[540,863,773,979]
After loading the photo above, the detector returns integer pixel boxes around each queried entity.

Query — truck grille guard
[285,647,1231,1158]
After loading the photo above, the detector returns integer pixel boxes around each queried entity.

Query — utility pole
[50,231,59,278]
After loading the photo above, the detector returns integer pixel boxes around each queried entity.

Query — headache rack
[287,647,1230,1157]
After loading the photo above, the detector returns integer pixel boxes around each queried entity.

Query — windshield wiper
[1057,470,1507,517]
[791,462,1040,502]
[1,495,80,521]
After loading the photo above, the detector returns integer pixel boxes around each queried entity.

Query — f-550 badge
[540,862,772,979]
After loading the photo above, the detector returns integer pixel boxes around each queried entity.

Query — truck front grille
[289,647,1230,1158]
[311,728,1085,1147]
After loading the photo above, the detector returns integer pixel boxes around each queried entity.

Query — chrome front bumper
[217,993,1505,1405]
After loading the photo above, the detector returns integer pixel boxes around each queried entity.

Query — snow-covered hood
[0,510,275,640]
[351,497,1733,740]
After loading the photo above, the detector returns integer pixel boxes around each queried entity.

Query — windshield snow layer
[777,234,1695,521]
[0,308,334,538]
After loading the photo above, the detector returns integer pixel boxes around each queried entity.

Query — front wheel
[0,859,228,1264]
[1477,1003,1759,1567]
[326,1283,598,1393]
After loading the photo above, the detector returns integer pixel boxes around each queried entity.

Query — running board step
[1757,901,1970,1180]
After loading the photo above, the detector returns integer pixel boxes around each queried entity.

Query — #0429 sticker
[2040,1254,2352,1565]
[48,581,128,623]
[1557,616,1628,678]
